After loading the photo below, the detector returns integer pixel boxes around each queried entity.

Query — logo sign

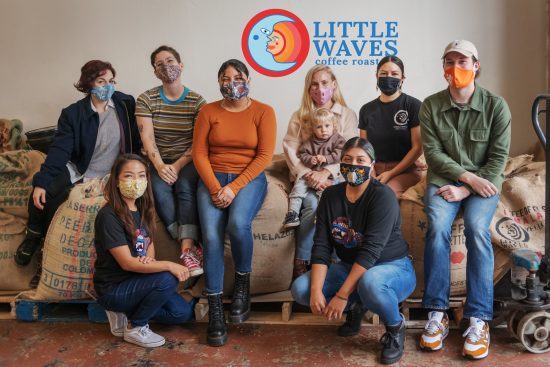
[242,9,310,77]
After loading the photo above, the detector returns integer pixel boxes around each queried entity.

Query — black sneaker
[14,231,43,266]
[283,211,300,228]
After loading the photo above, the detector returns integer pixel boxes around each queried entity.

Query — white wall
[0,0,546,155]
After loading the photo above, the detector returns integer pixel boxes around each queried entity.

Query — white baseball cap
[442,40,479,59]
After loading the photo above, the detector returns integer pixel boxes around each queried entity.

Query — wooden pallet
[0,293,17,320]
[401,297,466,329]
[195,290,380,326]
[15,298,107,323]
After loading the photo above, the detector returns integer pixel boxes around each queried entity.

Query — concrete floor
[1,320,550,367]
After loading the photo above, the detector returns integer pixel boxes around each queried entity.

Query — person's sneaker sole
[124,335,165,348]
[189,268,204,277]
[463,350,489,360]
[105,311,126,337]
[283,221,300,229]
[420,331,448,351]
[207,332,228,347]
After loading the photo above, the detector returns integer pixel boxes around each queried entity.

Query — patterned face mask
[118,179,147,199]
[220,81,250,100]
[90,84,116,101]
[339,163,372,187]
[155,64,182,84]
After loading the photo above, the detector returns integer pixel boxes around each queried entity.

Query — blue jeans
[197,172,267,294]
[422,184,499,320]
[97,272,195,327]
[291,256,416,325]
[150,162,200,241]
[295,190,319,261]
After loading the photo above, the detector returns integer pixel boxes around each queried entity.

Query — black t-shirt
[311,180,409,269]
[358,93,421,162]
[93,204,151,296]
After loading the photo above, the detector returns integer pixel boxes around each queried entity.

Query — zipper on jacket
[123,101,133,153]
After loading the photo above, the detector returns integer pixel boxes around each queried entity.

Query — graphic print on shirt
[393,109,409,130]
[134,228,150,256]
[331,216,364,248]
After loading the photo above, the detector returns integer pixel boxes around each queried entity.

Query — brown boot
[293,259,308,280]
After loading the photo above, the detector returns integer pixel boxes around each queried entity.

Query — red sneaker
[180,249,203,277]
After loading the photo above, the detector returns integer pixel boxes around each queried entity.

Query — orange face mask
[444,66,475,89]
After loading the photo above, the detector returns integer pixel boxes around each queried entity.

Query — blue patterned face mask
[220,81,249,100]
[340,163,372,186]
[91,84,116,101]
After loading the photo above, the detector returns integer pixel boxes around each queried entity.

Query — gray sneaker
[105,310,127,337]
[124,324,165,348]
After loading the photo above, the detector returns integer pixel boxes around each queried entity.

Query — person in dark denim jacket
[15,60,140,266]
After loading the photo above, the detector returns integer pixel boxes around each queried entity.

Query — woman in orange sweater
[192,59,276,347]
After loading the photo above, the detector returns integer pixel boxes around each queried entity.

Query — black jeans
[27,169,73,235]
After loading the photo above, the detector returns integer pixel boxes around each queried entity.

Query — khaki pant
[374,161,425,198]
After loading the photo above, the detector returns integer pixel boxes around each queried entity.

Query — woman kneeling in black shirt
[94,154,194,348]
[291,137,416,364]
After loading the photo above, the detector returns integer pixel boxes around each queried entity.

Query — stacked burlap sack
[19,176,109,300]
[0,150,45,291]
[401,155,545,297]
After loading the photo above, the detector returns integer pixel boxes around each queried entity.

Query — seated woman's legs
[196,175,229,346]
[16,170,72,265]
[174,162,201,243]
[226,172,267,323]
[150,164,178,240]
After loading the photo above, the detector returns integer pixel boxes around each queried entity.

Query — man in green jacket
[418,40,511,360]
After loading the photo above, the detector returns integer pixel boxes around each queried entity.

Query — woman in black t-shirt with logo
[291,138,416,364]
[93,154,194,348]
[358,56,424,198]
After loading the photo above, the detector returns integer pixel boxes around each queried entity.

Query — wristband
[335,294,348,301]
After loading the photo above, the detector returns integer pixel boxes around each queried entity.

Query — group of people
[13,39,510,364]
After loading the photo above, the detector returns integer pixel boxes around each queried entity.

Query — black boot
[337,303,366,337]
[380,316,406,364]
[207,294,227,347]
[14,229,43,266]
[230,272,250,323]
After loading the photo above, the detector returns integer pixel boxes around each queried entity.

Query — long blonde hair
[297,65,347,132]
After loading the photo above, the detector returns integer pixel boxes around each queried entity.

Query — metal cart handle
[531,94,550,148]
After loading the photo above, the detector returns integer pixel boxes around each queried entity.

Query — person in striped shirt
[136,45,206,277]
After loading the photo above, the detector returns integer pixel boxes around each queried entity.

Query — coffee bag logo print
[242,9,310,77]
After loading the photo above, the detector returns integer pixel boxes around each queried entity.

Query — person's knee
[227,217,251,237]
[291,275,311,306]
[157,272,178,291]
[464,219,489,239]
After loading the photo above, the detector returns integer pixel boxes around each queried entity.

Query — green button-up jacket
[420,84,511,191]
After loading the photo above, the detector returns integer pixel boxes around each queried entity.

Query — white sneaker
[124,324,165,348]
[105,310,127,337]
[462,317,490,359]
[419,311,449,351]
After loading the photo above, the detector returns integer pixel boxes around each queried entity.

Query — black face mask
[377,76,402,96]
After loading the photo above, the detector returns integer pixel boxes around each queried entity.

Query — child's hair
[104,154,156,243]
[308,108,339,135]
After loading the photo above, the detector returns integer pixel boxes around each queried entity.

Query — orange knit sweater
[192,99,276,195]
